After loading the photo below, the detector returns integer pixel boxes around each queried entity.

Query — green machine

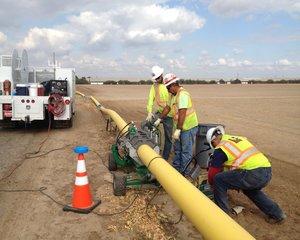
[108,122,222,200]
[108,121,161,196]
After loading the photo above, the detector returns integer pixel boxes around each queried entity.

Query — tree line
[76,76,300,85]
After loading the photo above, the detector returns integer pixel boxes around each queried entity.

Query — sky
[0,0,299,80]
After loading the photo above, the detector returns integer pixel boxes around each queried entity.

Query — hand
[154,118,161,127]
[146,112,154,121]
[173,129,181,140]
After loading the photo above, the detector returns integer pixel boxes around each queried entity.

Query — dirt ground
[0,84,299,240]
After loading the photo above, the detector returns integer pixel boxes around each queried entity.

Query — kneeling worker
[155,73,198,175]
[206,126,286,223]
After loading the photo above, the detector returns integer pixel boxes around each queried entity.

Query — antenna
[20,49,29,83]
[53,52,56,78]
[11,49,21,86]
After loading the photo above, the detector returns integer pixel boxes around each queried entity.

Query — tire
[108,153,117,171]
[113,174,127,196]
[0,119,18,129]
[52,118,73,129]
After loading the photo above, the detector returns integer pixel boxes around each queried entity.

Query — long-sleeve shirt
[208,148,228,185]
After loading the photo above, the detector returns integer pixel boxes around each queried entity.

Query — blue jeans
[172,126,198,174]
[214,167,284,220]
[161,116,173,160]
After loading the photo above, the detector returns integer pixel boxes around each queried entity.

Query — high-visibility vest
[171,87,198,131]
[215,134,271,170]
[154,84,167,109]
[147,83,172,116]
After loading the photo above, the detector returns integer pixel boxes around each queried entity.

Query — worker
[146,66,173,160]
[155,73,198,175]
[206,126,286,223]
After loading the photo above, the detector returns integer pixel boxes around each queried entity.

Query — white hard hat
[206,125,225,149]
[151,65,164,80]
[163,73,179,87]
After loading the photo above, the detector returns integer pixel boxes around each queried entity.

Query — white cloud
[218,58,227,65]
[0,32,7,43]
[207,0,300,18]
[168,57,186,69]
[233,48,243,54]
[276,59,292,66]
[68,5,204,45]
[159,53,166,59]
[243,60,252,66]
[19,5,205,53]
[18,27,75,52]
[74,54,119,69]
[199,53,253,68]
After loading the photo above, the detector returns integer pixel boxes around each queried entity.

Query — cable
[0,186,141,217]
[92,193,139,216]
[25,144,72,159]
[90,148,109,170]
[144,186,183,225]
[115,122,132,143]
[0,187,65,207]
[173,211,184,224]
[0,116,52,182]
[145,187,162,218]
[24,113,52,159]
[146,156,163,169]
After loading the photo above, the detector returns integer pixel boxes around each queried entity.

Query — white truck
[0,49,75,128]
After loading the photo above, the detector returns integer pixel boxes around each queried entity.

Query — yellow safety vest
[171,88,198,131]
[147,83,173,117]
[154,84,167,109]
[215,134,271,170]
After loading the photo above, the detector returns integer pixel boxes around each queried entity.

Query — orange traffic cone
[63,146,101,213]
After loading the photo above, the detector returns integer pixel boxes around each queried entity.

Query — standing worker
[155,73,198,175]
[206,126,286,223]
[146,66,173,160]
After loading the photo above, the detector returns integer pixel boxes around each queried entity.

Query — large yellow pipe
[137,145,255,240]
[76,91,86,97]
[89,95,255,240]
[90,96,129,134]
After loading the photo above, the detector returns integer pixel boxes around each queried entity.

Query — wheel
[52,118,73,129]
[108,152,117,171]
[0,119,18,129]
[113,174,127,196]
[67,117,73,128]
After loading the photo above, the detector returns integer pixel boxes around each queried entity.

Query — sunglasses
[167,84,172,90]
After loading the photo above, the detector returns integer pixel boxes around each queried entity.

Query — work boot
[265,213,287,224]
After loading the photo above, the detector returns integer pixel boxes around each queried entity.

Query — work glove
[173,129,181,140]
[146,112,154,121]
[154,118,161,127]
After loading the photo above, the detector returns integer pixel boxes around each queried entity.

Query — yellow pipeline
[137,145,255,240]
[90,96,129,134]
[89,95,255,240]
[76,91,86,97]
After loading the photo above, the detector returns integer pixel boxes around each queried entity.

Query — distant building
[91,81,103,85]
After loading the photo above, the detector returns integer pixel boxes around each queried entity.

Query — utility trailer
[0,49,75,128]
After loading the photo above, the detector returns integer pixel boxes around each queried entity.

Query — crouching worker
[206,126,286,223]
